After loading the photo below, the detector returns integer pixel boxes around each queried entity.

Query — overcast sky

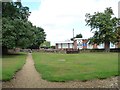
[21,0,119,45]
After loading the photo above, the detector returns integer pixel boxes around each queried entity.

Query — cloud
[28,0,119,45]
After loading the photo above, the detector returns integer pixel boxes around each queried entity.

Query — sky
[21,0,119,45]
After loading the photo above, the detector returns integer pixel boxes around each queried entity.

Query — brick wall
[93,44,98,49]
[56,43,58,49]
[74,40,77,49]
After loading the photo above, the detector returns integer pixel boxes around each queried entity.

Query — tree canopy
[71,33,82,41]
[2,2,46,53]
[85,7,119,51]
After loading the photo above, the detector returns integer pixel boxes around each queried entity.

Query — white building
[55,38,117,49]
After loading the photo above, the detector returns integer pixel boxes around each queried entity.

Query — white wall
[57,42,116,49]
[70,43,73,48]
[97,42,115,49]
[76,39,83,49]
[58,44,61,49]
[97,43,104,49]
[110,43,115,48]
[57,43,73,49]
[87,44,93,49]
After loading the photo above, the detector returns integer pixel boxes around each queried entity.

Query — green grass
[32,52,119,82]
[2,53,26,81]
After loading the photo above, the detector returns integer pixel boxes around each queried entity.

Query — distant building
[56,41,74,49]
[55,38,118,49]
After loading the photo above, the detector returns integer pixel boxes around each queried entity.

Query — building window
[62,43,68,48]
[101,44,104,47]
[70,43,73,48]
[111,43,114,47]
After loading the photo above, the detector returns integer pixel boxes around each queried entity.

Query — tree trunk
[2,46,8,55]
[0,45,2,56]
[104,41,110,52]
[118,38,120,48]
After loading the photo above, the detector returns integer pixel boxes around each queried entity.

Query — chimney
[73,28,74,39]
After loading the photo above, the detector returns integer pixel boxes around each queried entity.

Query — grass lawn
[32,52,119,82]
[2,53,27,81]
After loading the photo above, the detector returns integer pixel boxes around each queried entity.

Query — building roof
[56,41,73,44]
[74,38,88,40]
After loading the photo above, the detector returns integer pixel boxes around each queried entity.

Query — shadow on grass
[2,52,27,58]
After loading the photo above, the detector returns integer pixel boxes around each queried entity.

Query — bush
[79,48,120,52]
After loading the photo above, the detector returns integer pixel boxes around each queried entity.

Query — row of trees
[2,2,46,54]
[85,7,120,51]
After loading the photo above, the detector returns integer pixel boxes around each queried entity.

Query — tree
[2,2,46,54]
[2,2,30,21]
[28,27,46,49]
[115,28,120,48]
[115,21,120,48]
[40,41,50,49]
[85,7,119,51]
[76,33,83,38]
[71,33,82,41]
[88,31,101,45]
[0,1,2,46]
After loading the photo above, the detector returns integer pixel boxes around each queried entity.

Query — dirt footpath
[2,53,119,88]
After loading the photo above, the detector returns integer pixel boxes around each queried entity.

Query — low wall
[19,48,120,53]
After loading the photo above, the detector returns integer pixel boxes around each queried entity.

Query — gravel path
[2,53,119,88]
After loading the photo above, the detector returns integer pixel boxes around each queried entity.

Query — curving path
[2,53,119,88]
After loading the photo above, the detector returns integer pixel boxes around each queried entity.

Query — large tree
[2,2,30,21]
[85,7,119,51]
[2,2,46,54]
